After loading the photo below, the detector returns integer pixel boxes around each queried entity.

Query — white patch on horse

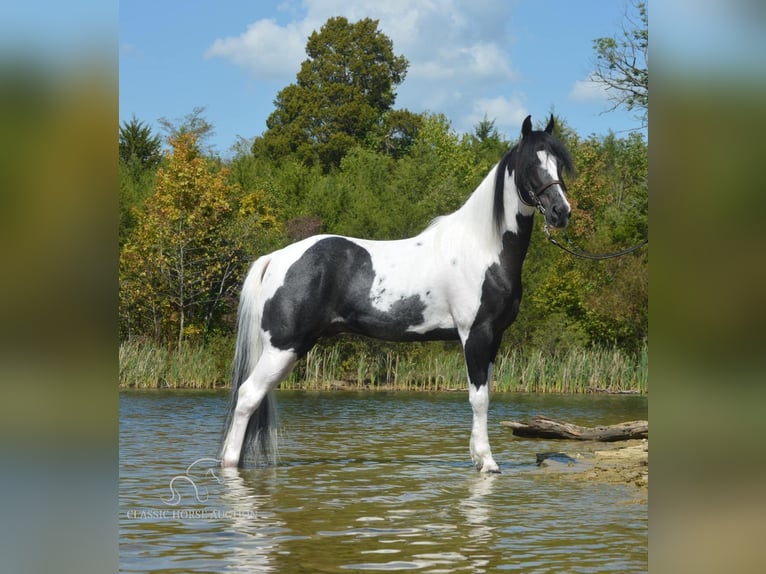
[505,167,536,225]
[469,369,499,473]
[536,150,571,212]
[361,236,457,334]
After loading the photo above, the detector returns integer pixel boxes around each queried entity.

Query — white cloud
[461,43,515,80]
[569,73,610,102]
[203,18,310,80]
[464,95,528,135]
[409,42,515,82]
[204,0,518,124]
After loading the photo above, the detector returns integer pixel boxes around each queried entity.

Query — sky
[119,0,648,157]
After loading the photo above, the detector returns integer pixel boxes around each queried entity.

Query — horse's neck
[488,169,535,293]
[449,163,534,247]
[499,209,535,268]
[425,162,534,264]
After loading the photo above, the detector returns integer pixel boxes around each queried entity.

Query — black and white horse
[221,115,574,472]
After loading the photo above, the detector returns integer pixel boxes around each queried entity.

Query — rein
[542,225,648,260]
[521,180,648,260]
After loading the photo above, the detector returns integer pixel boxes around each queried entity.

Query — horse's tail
[221,255,278,467]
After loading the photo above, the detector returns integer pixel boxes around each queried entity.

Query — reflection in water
[120,391,647,572]
[218,467,282,573]
[460,473,497,571]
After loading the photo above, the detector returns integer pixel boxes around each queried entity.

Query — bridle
[518,178,648,261]
[517,179,564,215]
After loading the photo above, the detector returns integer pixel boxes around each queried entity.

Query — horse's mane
[493,147,517,232]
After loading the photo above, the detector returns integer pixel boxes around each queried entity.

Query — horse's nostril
[549,204,569,228]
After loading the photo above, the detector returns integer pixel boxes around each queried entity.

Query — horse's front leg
[464,331,501,473]
[469,378,499,473]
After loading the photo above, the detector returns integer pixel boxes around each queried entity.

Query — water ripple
[120,390,647,573]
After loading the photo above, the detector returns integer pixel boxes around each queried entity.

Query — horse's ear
[521,115,532,138]
[545,114,555,134]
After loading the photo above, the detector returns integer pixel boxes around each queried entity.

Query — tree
[468,116,511,168]
[253,17,409,170]
[158,106,216,155]
[367,108,423,159]
[591,0,648,127]
[119,133,280,347]
[119,116,162,172]
[119,116,162,244]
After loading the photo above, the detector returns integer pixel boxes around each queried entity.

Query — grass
[118,339,223,389]
[119,338,648,394]
[281,343,647,394]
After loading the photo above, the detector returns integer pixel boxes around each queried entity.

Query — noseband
[518,180,564,215]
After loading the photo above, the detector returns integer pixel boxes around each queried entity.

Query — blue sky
[119,0,647,157]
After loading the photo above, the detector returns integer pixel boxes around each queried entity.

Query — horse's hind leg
[221,347,297,467]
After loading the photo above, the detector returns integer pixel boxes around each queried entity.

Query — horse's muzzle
[546,204,570,229]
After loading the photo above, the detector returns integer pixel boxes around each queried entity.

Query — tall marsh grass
[282,342,647,394]
[119,339,222,388]
[120,339,647,394]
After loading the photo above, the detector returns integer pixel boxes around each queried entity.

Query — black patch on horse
[464,216,534,388]
[262,237,457,356]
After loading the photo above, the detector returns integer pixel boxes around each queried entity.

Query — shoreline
[539,439,649,492]
[118,383,648,395]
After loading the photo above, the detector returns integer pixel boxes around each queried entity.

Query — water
[120,390,647,573]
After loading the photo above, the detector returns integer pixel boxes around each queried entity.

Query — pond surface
[120,390,647,573]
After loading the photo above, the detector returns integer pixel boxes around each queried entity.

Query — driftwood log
[500,415,648,441]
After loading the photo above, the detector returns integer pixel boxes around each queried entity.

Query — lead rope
[543,224,648,260]
[524,183,648,260]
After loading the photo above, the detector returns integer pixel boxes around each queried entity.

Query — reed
[119,339,222,389]
[119,338,647,394]
[491,346,647,393]
[285,341,648,394]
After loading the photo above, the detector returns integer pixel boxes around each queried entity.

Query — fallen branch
[500,415,647,441]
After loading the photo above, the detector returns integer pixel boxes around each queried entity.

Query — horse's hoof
[221,457,239,468]
[476,461,501,473]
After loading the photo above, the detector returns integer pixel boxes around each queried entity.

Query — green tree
[413,113,483,207]
[367,108,424,158]
[591,0,648,127]
[253,17,409,170]
[468,116,511,169]
[119,133,280,348]
[119,116,162,244]
[119,116,162,172]
[520,125,648,353]
[158,106,216,155]
[578,132,648,351]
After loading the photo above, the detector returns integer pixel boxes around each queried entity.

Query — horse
[221,114,574,472]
